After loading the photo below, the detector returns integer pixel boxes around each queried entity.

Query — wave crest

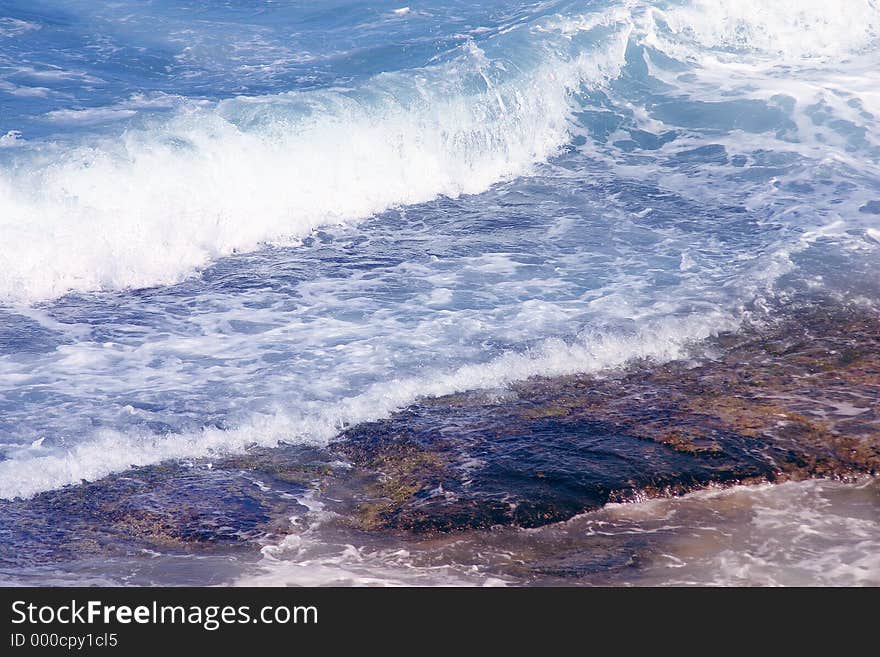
[0,27,627,304]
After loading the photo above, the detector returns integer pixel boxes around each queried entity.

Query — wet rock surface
[0,447,329,569]
[328,303,880,533]
[331,410,783,532]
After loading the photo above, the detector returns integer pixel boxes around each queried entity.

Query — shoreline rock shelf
[328,302,880,533]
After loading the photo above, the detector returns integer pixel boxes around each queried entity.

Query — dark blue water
[1,0,879,584]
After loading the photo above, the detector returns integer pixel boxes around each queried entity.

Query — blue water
[1,0,879,583]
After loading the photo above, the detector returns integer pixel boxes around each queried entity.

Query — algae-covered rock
[326,301,880,533]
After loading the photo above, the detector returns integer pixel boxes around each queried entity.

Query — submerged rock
[0,446,328,566]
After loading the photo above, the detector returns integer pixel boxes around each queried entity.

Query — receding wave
[0,310,730,499]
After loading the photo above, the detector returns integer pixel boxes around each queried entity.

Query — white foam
[242,494,510,586]
[0,130,24,148]
[0,17,40,38]
[632,478,880,586]
[0,310,731,499]
[44,108,139,125]
[646,0,880,61]
[0,80,51,97]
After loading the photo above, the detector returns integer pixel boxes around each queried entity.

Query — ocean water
[1,0,879,585]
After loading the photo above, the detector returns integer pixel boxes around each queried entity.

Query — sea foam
[0,309,729,499]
